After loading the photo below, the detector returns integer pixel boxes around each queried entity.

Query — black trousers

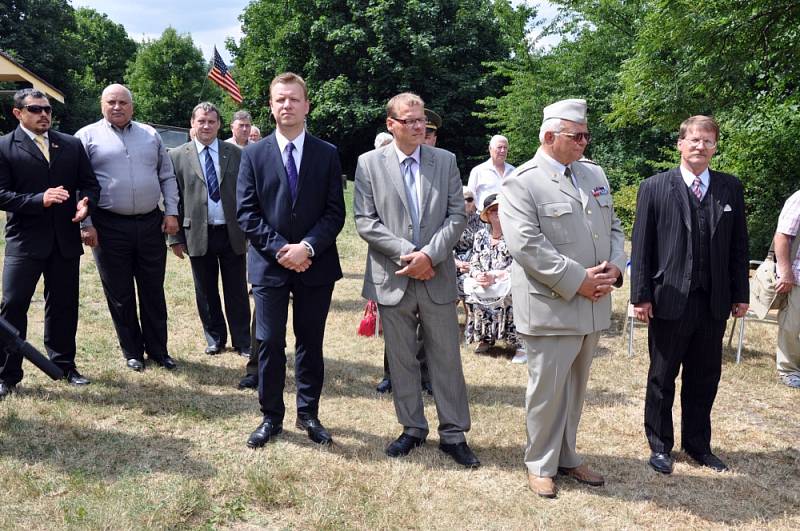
[252,279,334,423]
[188,226,250,350]
[92,208,169,362]
[0,250,79,384]
[645,290,727,455]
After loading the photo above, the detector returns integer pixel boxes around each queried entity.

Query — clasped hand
[396,251,435,281]
[277,243,311,272]
[577,261,620,302]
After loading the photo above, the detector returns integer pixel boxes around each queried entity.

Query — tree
[125,28,216,127]
[231,0,519,175]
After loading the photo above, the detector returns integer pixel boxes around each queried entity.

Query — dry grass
[0,189,798,530]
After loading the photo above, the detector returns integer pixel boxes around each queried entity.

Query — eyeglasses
[464,197,474,203]
[555,131,591,143]
[22,104,52,115]
[681,138,717,149]
[390,117,426,128]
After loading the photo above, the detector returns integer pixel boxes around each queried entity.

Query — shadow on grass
[0,414,215,480]
[573,449,800,525]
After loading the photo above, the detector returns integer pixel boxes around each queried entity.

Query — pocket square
[723,204,732,212]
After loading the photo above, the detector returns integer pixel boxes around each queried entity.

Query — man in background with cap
[500,98,625,497]
[631,116,748,474]
[468,135,514,212]
[424,109,441,146]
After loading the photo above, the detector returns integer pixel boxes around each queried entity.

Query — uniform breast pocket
[538,202,575,245]
[595,194,613,227]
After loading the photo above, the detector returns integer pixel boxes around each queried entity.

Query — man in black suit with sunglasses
[0,88,100,398]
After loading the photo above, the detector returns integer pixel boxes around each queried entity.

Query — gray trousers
[522,331,599,476]
[379,279,471,443]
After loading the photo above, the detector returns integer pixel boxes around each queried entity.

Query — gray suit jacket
[354,144,466,306]
[168,140,246,256]
[499,149,627,336]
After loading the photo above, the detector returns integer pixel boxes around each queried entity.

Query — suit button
[593,233,598,239]
[551,291,556,297]
[587,209,592,214]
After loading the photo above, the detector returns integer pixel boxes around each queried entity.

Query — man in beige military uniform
[499,99,626,498]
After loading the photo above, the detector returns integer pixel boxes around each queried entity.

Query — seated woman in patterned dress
[465,194,526,363]
[454,186,482,314]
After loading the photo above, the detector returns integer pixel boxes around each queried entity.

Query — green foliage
[0,2,137,133]
[125,28,214,127]
[612,183,639,238]
[232,0,517,175]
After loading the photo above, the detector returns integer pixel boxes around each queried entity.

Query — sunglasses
[464,197,474,203]
[555,131,591,143]
[23,104,52,115]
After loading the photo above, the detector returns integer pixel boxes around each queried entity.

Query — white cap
[542,99,587,124]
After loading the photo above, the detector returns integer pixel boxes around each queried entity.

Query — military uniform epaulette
[515,161,539,176]
[576,157,598,166]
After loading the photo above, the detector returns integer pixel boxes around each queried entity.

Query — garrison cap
[425,109,442,131]
[542,98,587,124]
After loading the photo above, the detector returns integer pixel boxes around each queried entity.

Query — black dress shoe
[649,452,673,474]
[236,347,251,358]
[686,451,728,472]
[126,358,145,372]
[246,420,283,448]
[439,442,481,468]
[65,369,90,386]
[421,381,433,396]
[375,377,392,394]
[152,355,177,370]
[205,344,223,355]
[296,417,333,445]
[238,373,258,390]
[0,382,16,400]
[386,433,425,457]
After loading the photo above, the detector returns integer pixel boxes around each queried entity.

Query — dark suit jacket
[236,131,345,287]
[0,126,100,259]
[630,167,749,321]
[168,140,247,256]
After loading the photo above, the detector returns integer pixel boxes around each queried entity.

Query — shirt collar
[19,124,48,141]
[538,149,568,175]
[680,165,711,189]
[275,129,306,154]
[194,138,219,155]
[393,143,421,166]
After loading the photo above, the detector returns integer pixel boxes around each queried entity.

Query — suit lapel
[669,169,691,231]
[295,134,312,202]
[217,141,231,184]
[14,127,48,166]
[47,130,61,167]
[418,145,434,215]
[185,142,206,188]
[707,170,726,239]
[266,134,292,202]
[382,146,412,217]
[535,151,581,203]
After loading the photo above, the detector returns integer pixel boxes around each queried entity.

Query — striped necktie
[692,176,703,200]
[35,134,50,162]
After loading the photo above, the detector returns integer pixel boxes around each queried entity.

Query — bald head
[101,84,133,128]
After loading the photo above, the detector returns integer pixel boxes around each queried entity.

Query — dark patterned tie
[285,142,298,202]
[204,147,220,203]
[402,157,420,245]
[564,166,576,190]
[692,176,703,200]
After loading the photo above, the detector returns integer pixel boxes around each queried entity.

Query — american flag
[208,47,243,103]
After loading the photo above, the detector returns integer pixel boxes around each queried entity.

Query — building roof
[0,50,65,103]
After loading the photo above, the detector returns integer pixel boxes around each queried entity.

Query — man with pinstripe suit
[631,115,749,475]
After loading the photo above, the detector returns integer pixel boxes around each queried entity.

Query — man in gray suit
[500,99,626,497]
[354,92,478,468]
[168,102,251,356]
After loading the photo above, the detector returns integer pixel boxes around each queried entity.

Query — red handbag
[357,300,381,336]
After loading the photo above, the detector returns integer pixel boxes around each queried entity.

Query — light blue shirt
[393,143,422,206]
[194,138,225,225]
[680,165,710,200]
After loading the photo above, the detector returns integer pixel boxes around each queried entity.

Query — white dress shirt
[194,138,225,225]
[467,158,515,211]
[680,165,711,200]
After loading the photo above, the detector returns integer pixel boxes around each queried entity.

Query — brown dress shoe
[557,463,605,486]
[527,473,557,498]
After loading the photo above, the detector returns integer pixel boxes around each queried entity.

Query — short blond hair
[386,92,425,118]
[679,115,719,142]
[270,72,308,100]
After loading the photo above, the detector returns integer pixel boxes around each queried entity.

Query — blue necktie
[204,147,220,203]
[402,157,420,245]
[285,142,298,202]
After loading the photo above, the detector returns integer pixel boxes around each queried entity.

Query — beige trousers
[522,331,600,477]
[777,286,800,375]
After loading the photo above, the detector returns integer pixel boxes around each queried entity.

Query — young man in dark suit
[168,102,251,357]
[237,72,345,448]
[631,115,749,474]
[0,88,100,398]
